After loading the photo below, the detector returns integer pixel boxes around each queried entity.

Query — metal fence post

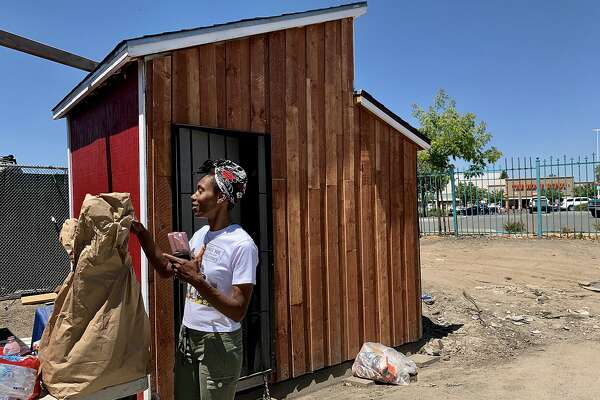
[450,167,459,236]
[535,157,543,237]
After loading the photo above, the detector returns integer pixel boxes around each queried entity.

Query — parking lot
[420,210,600,235]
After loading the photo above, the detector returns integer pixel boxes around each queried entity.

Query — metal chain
[262,372,271,400]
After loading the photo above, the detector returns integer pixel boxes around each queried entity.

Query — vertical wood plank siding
[144,17,422,394]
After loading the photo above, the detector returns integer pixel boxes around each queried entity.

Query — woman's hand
[165,246,206,285]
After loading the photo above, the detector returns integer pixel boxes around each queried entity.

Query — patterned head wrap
[199,159,248,204]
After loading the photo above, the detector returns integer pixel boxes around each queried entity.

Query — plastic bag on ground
[351,342,417,385]
[0,355,41,400]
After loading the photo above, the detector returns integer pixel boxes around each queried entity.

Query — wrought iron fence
[418,155,600,237]
[0,163,70,299]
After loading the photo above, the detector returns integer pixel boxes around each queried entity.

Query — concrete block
[409,353,441,368]
[343,376,376,388]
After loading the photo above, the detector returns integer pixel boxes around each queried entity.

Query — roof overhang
[355,90,431,150]
[52,2,367,119]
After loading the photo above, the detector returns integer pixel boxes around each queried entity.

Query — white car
[560,197,589,211]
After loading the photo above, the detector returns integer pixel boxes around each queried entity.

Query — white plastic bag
[352,342,417,385]
[0,355,40,400]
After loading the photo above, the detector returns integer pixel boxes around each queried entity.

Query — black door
[172,125,273,387]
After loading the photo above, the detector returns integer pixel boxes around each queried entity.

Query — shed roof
[355,90,431,149]
[52,2,367,119]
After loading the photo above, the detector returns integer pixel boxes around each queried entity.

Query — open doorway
[172,125,273,389]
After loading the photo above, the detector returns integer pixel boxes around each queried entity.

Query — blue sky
[1,0,599,167]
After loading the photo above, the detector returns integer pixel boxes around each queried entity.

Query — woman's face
[191,175,221,217]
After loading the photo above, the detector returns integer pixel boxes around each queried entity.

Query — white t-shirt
[182,224,258,333]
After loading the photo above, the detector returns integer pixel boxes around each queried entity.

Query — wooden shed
[52,2,431,399]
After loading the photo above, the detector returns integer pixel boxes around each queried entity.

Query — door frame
[171,124,275,389]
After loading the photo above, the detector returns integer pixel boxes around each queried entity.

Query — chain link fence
[0,163,70,299]
[418,155,600,237]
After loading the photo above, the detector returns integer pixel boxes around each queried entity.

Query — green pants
[175,326,243,400]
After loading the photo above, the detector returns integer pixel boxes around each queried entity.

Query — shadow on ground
[237,316,464,399]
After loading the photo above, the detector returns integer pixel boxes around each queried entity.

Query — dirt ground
[3,237,600,398]
[0,298,38,339]
[298,236,600,400]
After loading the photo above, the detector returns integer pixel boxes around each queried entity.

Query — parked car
[560,197,589,211]
[448,205,465,216]
[589,198,600,218]
[463,203,489,215]
[487,203,501,214]
[529,197,552,213]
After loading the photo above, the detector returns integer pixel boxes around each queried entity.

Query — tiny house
[52,3,430,399]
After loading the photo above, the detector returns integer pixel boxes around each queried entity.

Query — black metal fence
[0,163,70,299]
[418,155,600,237]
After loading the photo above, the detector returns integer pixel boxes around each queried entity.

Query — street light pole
[594,128,600,198]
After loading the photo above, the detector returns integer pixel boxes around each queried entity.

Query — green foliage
[540,188,564,202]
[573,184,596,198]
[504,221,525,233]
[593,222,600,232]
[575,204,588,211]
[418,174,450,197]
[500,170,508,179]
[413,89,502,174]
[488,189,505,203]
[456,182,488,205]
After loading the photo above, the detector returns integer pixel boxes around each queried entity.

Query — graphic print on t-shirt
[183,224,258,332]
[186,242,220,306]
[203,243,225,263]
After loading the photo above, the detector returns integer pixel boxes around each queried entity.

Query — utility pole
[594,129,600,198]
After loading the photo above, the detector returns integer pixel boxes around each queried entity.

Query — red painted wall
[68,63,142,280]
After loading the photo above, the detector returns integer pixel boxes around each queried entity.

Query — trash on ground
[578,281,600,292]
[421,294,435,305]
[352,342,417,385]
[0,328,30,356]
[420,339,444,356]
[0,355,41,400]
[568,309,591,319]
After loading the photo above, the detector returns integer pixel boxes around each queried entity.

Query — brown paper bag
[39,193,151,399]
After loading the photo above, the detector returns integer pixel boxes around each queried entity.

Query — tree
[456,182,488,205]
[413,89,502,233]
[413,89,502,174]
[541,188,564,202]
[573,184,596,198]
[488,189,505,204]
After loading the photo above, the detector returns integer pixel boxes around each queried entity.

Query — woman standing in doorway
[131,159,258,400]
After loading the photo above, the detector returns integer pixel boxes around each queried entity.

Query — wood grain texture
[140,19,424,388]
[172,48,199,125]
[268,29,290,380]
[198,44,218,126]
[148,55,175,400]
[305,23,325,371]
[285,27,306,377]
[250,35,268,133]
[403,140,419,342]
[324,20,342,366]
[389,133,406,345]
[359,108,377,343]
[224,37,250,131]
[271,178,290,381]
[374,121,391,345]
